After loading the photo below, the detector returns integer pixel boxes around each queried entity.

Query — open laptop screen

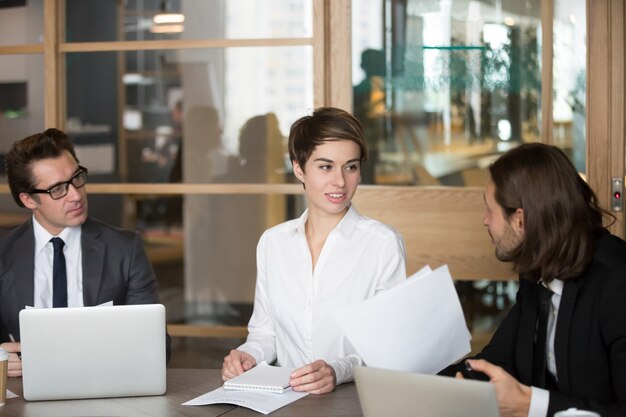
[20,304,166,401]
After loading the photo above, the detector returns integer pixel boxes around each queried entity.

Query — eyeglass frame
[28,166,89,200]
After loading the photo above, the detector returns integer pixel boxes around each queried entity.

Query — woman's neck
[305,206,349,270]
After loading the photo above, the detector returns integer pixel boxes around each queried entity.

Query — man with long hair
[442,143,626,417]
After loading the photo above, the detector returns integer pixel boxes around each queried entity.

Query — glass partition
[65,46,312,185]
[65,0,312,43]
[0,0,42,46]
[64,45,311,327]
[352,0,542,186]
[553,0,586,173]
[0,54,45,177]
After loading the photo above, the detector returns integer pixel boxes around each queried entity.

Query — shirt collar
[545,278,564,297]
[292,205,360,238]
[32,215,82,254]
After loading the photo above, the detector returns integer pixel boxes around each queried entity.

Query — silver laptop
[355,366,500,417]
[20,304,167,401]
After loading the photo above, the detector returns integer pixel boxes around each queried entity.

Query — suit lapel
[516,280,539,384]
[13,221,36,310]
[554,278,581,393]
[81,219,105,306]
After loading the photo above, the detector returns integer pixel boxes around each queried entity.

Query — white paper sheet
[334,265,471,374]
[6,389,18,399]
[182,386,308,415]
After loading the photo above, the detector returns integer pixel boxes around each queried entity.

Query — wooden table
[0,369,363,417]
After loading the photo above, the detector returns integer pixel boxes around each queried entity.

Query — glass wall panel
[65,46,312,187]
[74,191,303,330]
[0,0,42,46]
[0,54,45,223]
[64,45,311,326]
[553,0,586,173]
[65,0,312,43]
[352,0,542,186]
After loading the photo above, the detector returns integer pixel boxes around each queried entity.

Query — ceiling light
[153,13,185,24]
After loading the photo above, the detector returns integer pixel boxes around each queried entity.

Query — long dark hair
[489,143,612,282]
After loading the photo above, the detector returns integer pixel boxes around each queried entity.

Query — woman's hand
[221,349,256,381]
[289,360,337,394]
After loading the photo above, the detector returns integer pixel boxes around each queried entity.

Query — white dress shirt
[33,216,84,308]
[528,278,563,417]
[238,205,407,385]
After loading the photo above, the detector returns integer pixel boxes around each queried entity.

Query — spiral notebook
[223,361,293,394]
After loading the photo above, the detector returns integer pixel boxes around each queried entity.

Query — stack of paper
[334,265,471,374]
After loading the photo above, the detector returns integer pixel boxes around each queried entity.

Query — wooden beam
[44,0,60,127]
[313,0,328,107]
[60,38,312,53]
[167,324,248,339]
[540,0,553,144]
[607,0,625,235]
[0,45,44,55]
[328,0,352,110]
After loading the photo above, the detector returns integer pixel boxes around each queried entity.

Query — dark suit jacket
[0,217,160,343]
[441,232,626,417]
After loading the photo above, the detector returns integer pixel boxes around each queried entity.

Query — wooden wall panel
[587,0,625,237]
[353,186,516,280]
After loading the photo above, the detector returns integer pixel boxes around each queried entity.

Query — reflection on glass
[0,0,42,46]
[553,0,586,173]
[65,0,312,43]
[0,54,45,168]
[91,191,301,329]
[65,47,311,187]
[352,0,542,186]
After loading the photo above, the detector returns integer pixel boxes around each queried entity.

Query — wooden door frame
[587,0,625,237]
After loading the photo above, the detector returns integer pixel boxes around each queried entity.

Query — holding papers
[334,265,471,374]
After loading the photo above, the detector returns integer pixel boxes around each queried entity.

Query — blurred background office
[0,0,623,368]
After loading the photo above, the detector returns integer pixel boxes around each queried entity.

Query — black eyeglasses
[29,166,89,200]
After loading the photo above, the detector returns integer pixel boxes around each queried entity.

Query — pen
[8,333,21,359]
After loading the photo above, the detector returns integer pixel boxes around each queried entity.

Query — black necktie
[532,283,553,388]
[51,237,68,308]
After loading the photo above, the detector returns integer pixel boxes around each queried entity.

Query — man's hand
[0,342,22,377]
[221,350,256,381]
[466,359,532,417]
[289,360,336,394]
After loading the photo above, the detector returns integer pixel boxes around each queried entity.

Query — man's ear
[19,192,38,210]
[511,208,525,235]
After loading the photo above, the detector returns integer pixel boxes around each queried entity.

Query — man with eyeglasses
[0,128,166,377]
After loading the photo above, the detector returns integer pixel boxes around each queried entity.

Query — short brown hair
[489,143,611,283]
[5,128,79,208]
[288,107,367,171]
